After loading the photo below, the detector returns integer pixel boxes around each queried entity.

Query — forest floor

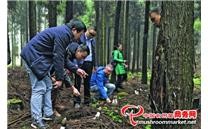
[8,67,201,129]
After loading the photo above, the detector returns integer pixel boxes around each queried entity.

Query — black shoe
[42,113,56,121]
[31,119,47,129]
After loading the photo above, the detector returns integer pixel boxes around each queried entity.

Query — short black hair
[77,43,90,55]
[113,43,122,50]
[149,8,161,15]
[67,19,87,32]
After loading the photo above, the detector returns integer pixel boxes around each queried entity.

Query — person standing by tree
[74,26,97,108]
[149,8,161,27]
[21,19,88,129]
[113,43,128,91]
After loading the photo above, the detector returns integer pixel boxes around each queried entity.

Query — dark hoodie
[64,43,79,73]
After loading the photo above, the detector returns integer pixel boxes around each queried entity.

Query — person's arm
[113,50,125,63]
[65,59,88,78]
[65,59,79,74]
[53,35,67,81]
[96,73,108,99]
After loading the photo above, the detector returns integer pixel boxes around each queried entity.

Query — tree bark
[7,34,11,65]
[94,1,100,65]
[132,30,137,72]
[150,1,194,128]
[142,1,150,84]
[123,0,129,67]
[48,1,57,27]
[65,1,73,23]
[29,1,37,39]
[137,23,141,71]
[113,1,121,46]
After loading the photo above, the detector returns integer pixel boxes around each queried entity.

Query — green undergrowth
[8,98,22,105]
[127,71,201,88]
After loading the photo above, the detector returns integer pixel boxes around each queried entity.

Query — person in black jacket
[51,43,90,117]
[21,19,88,129]
[74,26,97,108]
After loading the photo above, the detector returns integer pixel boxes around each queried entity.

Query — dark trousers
[74,61,93,105]
[115,73,127,90]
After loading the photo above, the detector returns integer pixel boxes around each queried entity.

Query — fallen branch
[8,111,30,126]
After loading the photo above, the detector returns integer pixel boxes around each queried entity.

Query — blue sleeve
[53,34,66,81]
[65,59,78,73]
[96,73,108,99]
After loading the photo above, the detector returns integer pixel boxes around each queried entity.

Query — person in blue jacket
[90,64,116,103]
[21,19,89,129]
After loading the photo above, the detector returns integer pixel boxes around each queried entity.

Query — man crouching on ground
[90,64,116,103]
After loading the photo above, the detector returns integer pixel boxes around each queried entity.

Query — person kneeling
[90,64,115,103]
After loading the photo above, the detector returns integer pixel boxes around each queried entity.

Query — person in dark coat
[21,19,88,129]
[74,26,97,108]
[51,43,90,117]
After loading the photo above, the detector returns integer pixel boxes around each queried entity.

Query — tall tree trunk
[127,23,131,70]
[26,1,29,42]
[65,1,73,23]
[107,27,111,63]
[150,2,194,129]
[137,23,141,71]
[29,1,37,39]
[37,2,42,32]
[113,1,121,46]
[132,30,137,72]
[123,0,129,66]
[100,2,105,65]
[11,16,15,67]
[7,34,11,65]
[48,1,57,27]
[94,1,100,65]
[151,25,157,70]
[141,1,150,84]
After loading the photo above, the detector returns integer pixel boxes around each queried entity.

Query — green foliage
[57,1,66,15]
[117,92,129,99]
[8,98,22,105]
[78,0,95,27]
[193,74,201,89]
[128,71,151,81]
[194,18,201,33]
[145,124,151,129]
[137,0,145,6]
[102,106,123,123]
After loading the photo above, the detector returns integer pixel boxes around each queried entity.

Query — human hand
[71,86,80,96]
[51,76,56,82]
[76,68,88,78]
[54,80,62,89]
[106,98,111,103]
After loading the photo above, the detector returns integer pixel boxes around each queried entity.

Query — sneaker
[31,119,47,129]
[42,114,56,121]
[74,103,80,109]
